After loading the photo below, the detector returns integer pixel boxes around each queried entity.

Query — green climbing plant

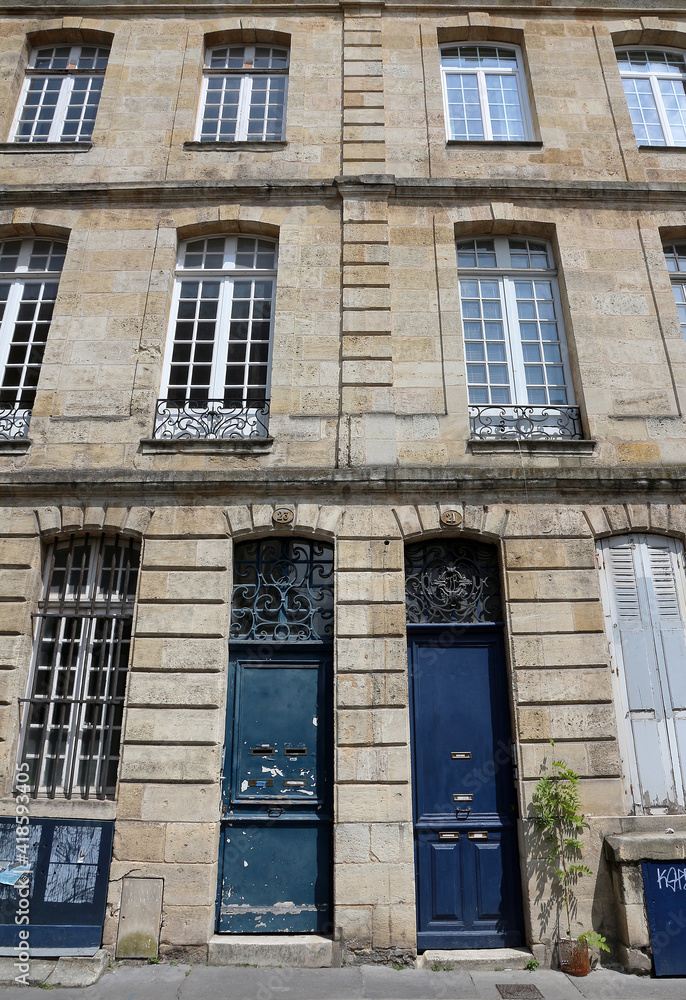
[531,742,591,939]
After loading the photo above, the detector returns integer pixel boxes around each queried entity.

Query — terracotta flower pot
[557,937,591,977]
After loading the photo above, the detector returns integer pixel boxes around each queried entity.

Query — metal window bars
[469,404,582,441]
[17,534,140,800]
[152,397,270,440]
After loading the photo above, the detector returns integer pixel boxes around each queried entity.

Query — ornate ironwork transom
[231,538,334,642]
[405,538,502,624]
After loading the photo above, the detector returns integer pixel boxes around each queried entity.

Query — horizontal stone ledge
[0,142,92,154]
[605,833,686,864]
[8,175,686,207]
[140,437,274,455]
[468,439,597,457]
[183,141,287,152]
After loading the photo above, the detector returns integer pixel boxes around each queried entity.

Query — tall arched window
[617,49,686,147]
[155,234,276,440]
[18,534,140,799]
[198,43,289,142]
[663,242,686,340]
[0,238,66,438]
[457,235,580,440]
[11,42,110,144]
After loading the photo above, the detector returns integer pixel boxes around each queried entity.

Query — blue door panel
[474,841,506,920]
[218,648,332,935]
[409,627,523,950]
[430,842,463,921]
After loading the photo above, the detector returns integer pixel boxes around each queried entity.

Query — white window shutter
[602,535,680,812]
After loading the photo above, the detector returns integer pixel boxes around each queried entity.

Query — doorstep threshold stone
[209,933,335,968]
[417,947,535,971]
[0,948,108,987]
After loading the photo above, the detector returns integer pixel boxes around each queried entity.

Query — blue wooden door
[409,627,523,949]
[217,649,332,933]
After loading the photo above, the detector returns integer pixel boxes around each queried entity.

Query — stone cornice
[1,2,685,16]
[0,465,684,505]
[4,175,686,208]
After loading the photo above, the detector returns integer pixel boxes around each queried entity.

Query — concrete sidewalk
[0,965,685,1000]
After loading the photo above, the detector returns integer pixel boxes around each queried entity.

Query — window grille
[11,44,110,143]
[405,538,503,625]
[199,44,289,142]
[617,49,686,147]
[457,236,581,440]
[440,45,532,142]
[18,534,140,800]
[230,538,334,642]
[0,238,66,439]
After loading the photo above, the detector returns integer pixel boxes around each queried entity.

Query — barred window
[18,535,140,800]
[11,44,110,144]
[0,238,66,439]
[198,44,289,142]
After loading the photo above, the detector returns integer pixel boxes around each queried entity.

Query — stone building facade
[0,0,684,972]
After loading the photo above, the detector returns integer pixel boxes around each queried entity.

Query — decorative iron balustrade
[153,398,270,441]
[469,404,582,441]
[405,538,502,625]
[231,538,334,642]
[0,403,31,440]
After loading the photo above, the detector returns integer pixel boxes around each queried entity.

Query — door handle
[268,807,283,818]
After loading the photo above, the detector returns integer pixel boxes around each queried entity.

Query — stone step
[208,934,335,968]
[416,947,535,972]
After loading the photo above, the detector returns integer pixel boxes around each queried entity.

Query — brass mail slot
[283,779,306,788]
[468,831,489,840]
[285,748,307,756]
[250,746,275,755]
[453,793,474,803]
[248,779,273,787]
[438,831,460,840]
[451,751,471,760]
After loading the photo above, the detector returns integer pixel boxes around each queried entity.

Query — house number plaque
[272,507,294,524]
[440,509,462,526]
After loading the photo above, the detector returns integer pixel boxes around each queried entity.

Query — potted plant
[531,743,609,976]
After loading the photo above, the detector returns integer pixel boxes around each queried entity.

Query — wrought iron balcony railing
[0,403,31,440]
[153,398,270,441]
[469,404,582,441]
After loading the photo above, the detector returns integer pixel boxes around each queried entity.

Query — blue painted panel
[642,861,686,976]
[0,818,113,955]
[409,627,523,949]
[218,821,331,933]
[218,647,332,935]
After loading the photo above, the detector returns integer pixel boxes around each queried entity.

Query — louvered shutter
[602,535,682,811]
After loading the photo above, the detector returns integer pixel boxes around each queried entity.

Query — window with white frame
[458,236,580,439]
[0,238,66,438]
[617,49,686,147]
[11,44,110,143]
[663,243,686,340]
[198,44,289,142]
[18,534,140,799]
[440,44,532,142]
[155,234,276,439]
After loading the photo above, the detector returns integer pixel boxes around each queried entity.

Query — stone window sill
[0,142,92,154]
[183,141,287,152]
[446,139,543,149]
[140,437,274,454]
[0,438,31,453]
[468,438,596,456]
[638,144,686,152]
